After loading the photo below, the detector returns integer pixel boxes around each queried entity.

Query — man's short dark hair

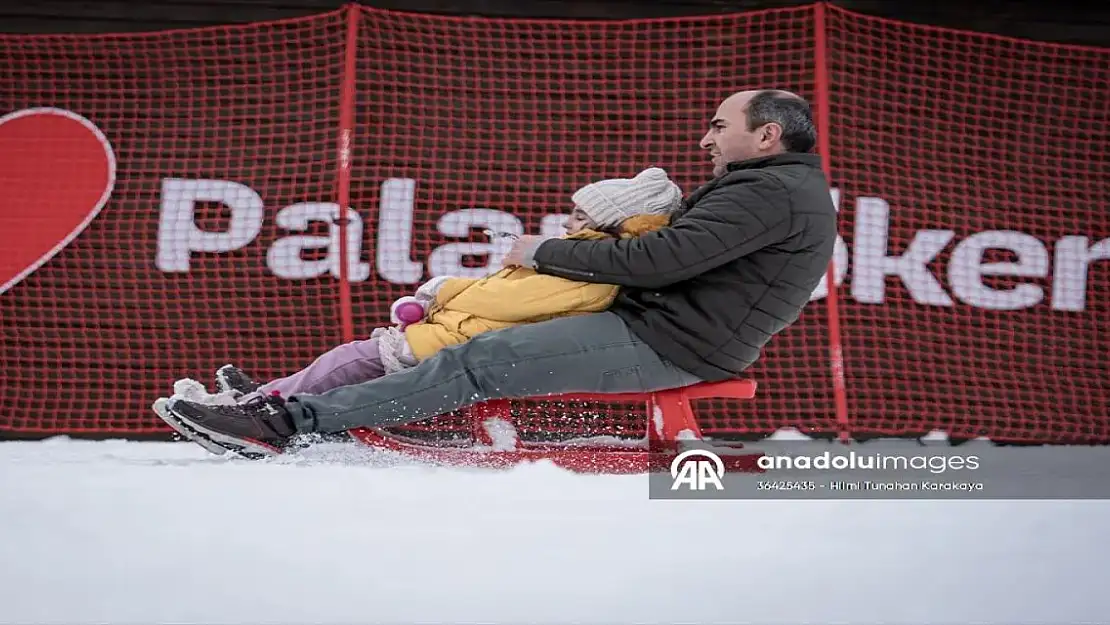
[745,90,817,153]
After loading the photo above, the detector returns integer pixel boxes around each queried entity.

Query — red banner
[1,5,1107,443]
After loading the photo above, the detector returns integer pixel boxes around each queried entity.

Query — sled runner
[347,379,765,474]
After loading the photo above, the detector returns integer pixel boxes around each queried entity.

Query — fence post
[813,2,851,441]
[335,3,360,343]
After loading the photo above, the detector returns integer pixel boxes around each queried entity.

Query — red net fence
[1,4,1107,443]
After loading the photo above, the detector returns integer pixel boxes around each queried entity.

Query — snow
[481,417,520,451]
[1,437,1107,625]
[651,404,664,437]
[172,377,239,405]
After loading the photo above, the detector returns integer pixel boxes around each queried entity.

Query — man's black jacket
[530,152,838,381]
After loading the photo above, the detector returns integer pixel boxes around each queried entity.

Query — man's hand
[501,235,548,268]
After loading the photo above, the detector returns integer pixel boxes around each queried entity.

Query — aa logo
[669,449,725,491]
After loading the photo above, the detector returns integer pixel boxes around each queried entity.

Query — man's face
[562,206,596,235]
[699,92,768,177]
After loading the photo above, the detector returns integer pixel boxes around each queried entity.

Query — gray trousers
[284,312,702,433]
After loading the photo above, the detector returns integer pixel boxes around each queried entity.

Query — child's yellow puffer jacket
[403,214,669,361]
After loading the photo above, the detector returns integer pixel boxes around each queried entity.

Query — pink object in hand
[394,301,426,325]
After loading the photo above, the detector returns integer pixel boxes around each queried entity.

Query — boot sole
[151,398,229,456]
[165,399,282,460]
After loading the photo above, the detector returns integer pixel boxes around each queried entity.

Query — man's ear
[760,122,784,147]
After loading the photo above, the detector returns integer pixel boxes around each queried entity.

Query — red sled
[347,379,765,474]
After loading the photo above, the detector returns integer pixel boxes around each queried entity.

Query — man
[164,89,838,457]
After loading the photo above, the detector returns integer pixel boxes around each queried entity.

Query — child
[157,167,683,428]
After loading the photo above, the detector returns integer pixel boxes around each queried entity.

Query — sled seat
[347,379,764,474]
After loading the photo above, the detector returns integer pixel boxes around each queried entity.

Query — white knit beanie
[571,167,683,229]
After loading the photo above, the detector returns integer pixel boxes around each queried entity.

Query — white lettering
[671,460,724,491]
[375,177,423,284]
[266,203,370,282]
[540,214,569,239]
[852,196,954,306]
[153,178,1103,313]
[428,209,523,278]
[156,178,264,272]
[1052,236,1110,312]
[949,231,1048,310]
[670,449,725,491]
[373,178,569,283]
[810,236,850,301]
[810,187,848,300]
